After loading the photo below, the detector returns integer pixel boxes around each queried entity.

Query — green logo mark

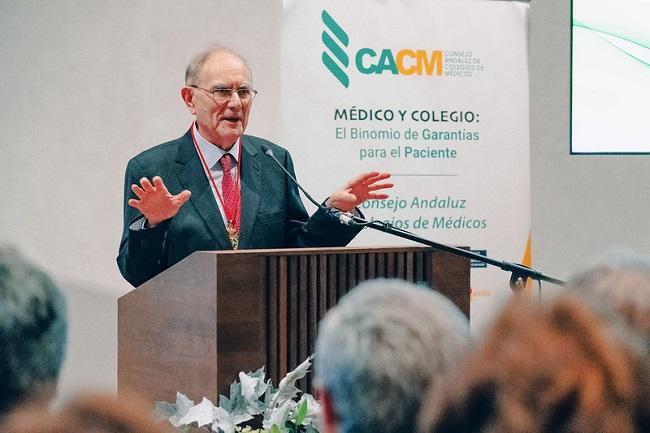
[321,10,350,88]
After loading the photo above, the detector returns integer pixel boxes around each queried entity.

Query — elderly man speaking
[117,45,392,287]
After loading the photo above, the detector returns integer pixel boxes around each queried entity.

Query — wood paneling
[118,246,469,402]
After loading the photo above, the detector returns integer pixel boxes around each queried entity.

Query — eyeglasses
[189,85,258,102]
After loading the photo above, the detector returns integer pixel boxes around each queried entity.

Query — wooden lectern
[118,246,469,402]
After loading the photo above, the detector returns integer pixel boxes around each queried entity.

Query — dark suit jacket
[117,130,361,287]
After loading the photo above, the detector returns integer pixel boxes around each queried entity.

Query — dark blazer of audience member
[0,246,67,418]
[418,295,650,433]
[315,279,471,433]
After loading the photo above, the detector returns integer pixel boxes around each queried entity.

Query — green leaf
[213,406,237,433]
[240,368,268,401]
[270,424,282,433]
[263,399,295,431]
[167,392,195,427]
[153,400,176,421]
[294,400,308,426]
[176,397,216,427]
[295,394,322,431]
[271,357,312,409]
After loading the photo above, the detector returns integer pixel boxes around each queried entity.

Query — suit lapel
[175,130,231,250]
[238,136,261,249]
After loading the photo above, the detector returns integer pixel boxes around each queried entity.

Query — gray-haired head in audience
[567,247,650,342]
[315,278,470,433]
[0,245,67,416]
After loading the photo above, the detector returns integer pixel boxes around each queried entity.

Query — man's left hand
[325,172,393,212]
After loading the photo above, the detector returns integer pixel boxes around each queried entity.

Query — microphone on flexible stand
[261,145,565,289]
[261,145,359,227]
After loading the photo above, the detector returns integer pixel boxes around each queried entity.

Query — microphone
[261,145,358,227]
[263,146,565,289]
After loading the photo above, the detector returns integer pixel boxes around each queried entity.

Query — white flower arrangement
[155,357,321,433]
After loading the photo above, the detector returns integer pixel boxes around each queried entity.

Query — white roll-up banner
[281,0,530,331]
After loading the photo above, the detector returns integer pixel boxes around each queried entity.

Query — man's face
[186,51,254,149]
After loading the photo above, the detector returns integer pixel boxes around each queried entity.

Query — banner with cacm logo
[281,0,530,331]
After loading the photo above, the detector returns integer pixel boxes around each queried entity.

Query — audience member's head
[3,393,171,433]
[315,278,470,433]
[418,295,650,433]
[567,247,650,341]
[0,246,67,417]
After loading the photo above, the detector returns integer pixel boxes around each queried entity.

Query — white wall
[1,0,648,400]
[0,0,281,400]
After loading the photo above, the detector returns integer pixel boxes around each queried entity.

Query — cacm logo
[321,10,350,88]
[321,10,444,88]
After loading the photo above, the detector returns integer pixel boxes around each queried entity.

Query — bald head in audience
[315,278,471,433]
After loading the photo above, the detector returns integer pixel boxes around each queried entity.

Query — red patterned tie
[219,154,240,231]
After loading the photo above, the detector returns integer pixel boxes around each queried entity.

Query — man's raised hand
[325,172,393,213]
[128,176,191,226]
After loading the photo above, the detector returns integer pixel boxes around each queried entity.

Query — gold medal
[227,221,239,250]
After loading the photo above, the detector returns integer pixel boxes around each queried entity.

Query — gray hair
[184,44,253,85]
[315,279,470,433]
[0,246,67,416]
[567,247,650,344]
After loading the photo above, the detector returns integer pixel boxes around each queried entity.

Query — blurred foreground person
[3,393,171,433]
[0,246,67,418]
[568,247,650,341]
[315,278,470,433]
[418,295,650,433]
